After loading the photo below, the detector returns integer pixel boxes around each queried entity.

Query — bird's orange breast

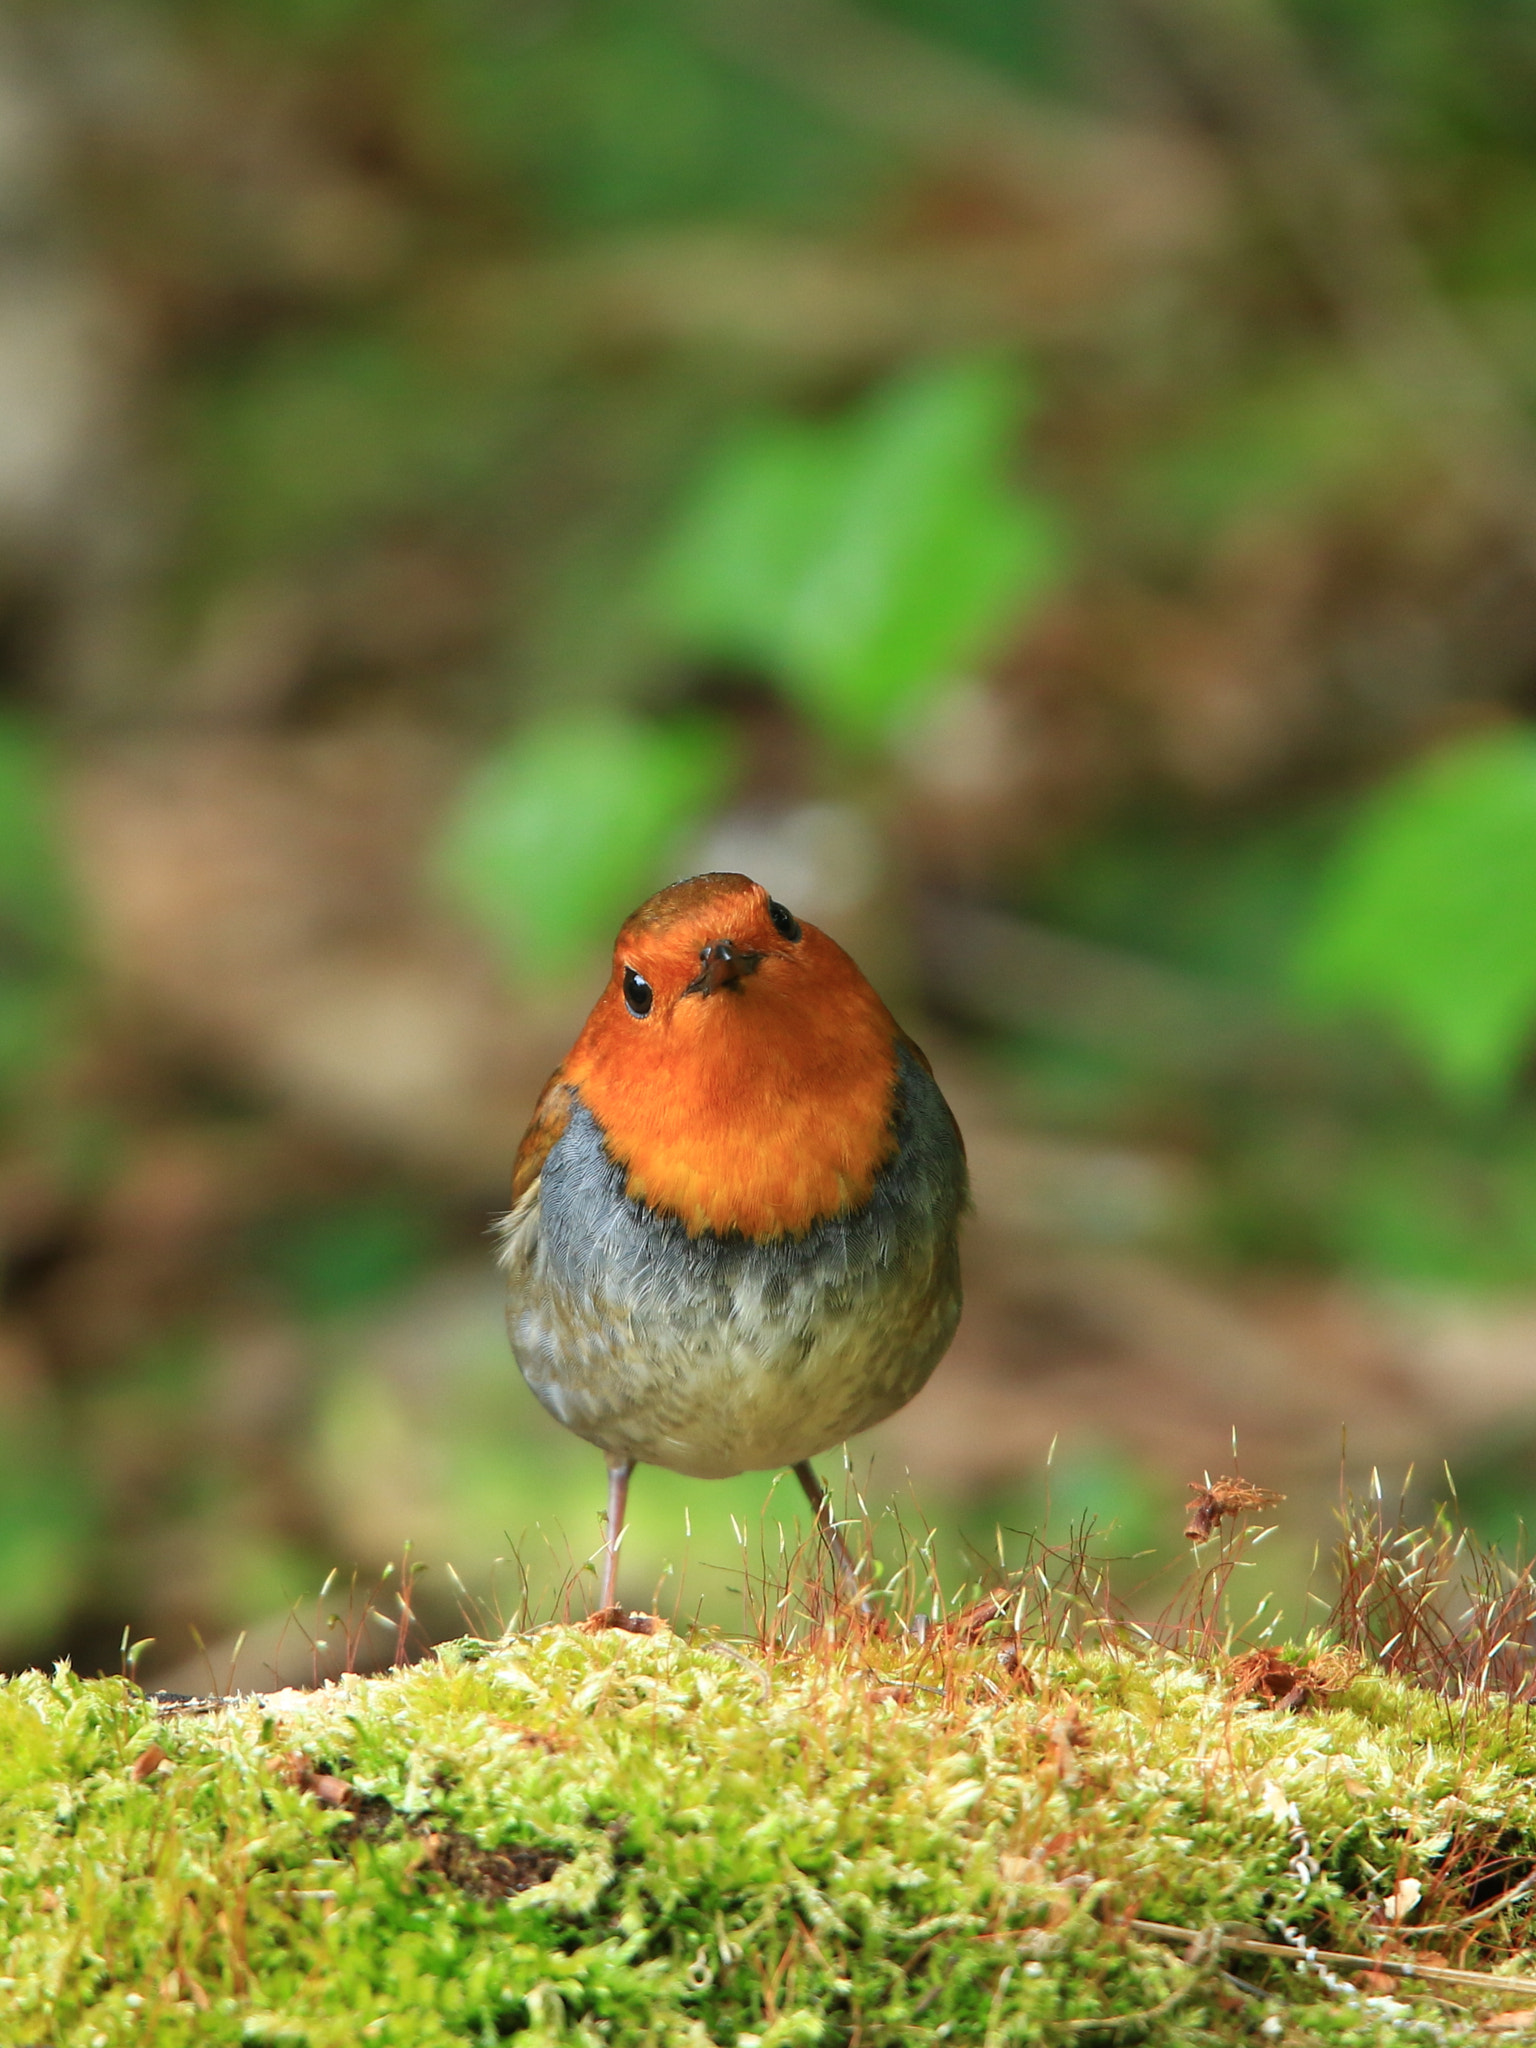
[566,965,900,1240]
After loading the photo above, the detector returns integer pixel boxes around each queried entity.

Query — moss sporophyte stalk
[7,1614,1536,2045]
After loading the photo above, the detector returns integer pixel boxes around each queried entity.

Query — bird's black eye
[622,966,653,1018]
[767,899,802,943]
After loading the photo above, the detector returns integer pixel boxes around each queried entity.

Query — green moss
[3,1626,1535,2043]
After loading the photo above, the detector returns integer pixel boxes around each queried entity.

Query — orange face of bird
[559,873,900,1239]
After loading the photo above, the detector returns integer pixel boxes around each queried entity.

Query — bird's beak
[686,938,765,996]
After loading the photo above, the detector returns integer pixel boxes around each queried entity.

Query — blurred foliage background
[10,0,1536,1681]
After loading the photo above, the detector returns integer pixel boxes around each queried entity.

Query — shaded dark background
[7,0,1536,1684]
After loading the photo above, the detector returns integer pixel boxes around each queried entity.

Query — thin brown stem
[1125,1919,1536,1999]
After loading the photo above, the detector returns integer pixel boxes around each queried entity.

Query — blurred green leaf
[872,0,1078,92]
[0,982,73,1098]
[0,713,73,958]
[1294,727,1536,1100]
[255,1197,438,1321]
[432,0,875,229]
[0,1393,92,1653]
[0,714,78,1098]
[1026,813,1336,993]
[658,428,841,659]
[652,359,1065,748]
[1329,1128,1536,1288]
[436,710,733,976]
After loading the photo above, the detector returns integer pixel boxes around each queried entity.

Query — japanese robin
[500,872,967,1611]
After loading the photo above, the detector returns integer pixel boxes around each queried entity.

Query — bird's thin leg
[793,1459,863,1603]
[599,1458,633,1612]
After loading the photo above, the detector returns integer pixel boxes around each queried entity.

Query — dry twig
[1125,1918,1536,2002]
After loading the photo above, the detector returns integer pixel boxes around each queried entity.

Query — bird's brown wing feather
[511,1069,576,1203]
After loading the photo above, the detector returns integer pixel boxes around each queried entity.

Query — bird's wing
[896,1027,968,1164]
[896,1027,936,1079]
[511,1068,576,1203]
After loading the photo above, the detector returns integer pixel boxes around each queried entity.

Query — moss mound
[5,1618,1536,2044]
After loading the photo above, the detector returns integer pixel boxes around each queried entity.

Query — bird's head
[604,872,807,1025]
[562,872,900,1236]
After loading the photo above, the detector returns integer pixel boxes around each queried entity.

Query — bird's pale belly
[506,1221,958,1478]
[500,1046,966,1480]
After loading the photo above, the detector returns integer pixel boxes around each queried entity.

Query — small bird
[500,872,967,1612]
